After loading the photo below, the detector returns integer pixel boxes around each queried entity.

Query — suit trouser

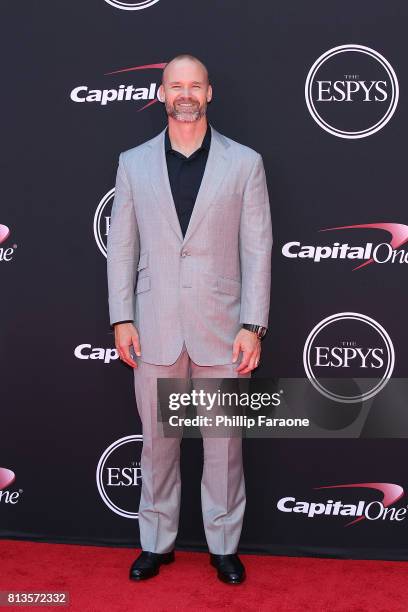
[133,341,251,555]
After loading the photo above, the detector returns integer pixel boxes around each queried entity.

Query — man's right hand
[114,322,141,368]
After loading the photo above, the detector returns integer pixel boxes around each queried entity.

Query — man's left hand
[232,328,261,374]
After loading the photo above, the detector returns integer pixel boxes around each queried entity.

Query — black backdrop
[1,1,408,560]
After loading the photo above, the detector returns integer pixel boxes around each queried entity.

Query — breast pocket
[211,193,242,226]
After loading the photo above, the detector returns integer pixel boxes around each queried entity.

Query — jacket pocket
[135,275,151,294]
[216,275,241,298]
[137,251,149,271]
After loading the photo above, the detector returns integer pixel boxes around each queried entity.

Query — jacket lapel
[148,127,184,242]
[148,124,231,245]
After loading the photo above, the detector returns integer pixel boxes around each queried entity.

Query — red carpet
[0,540,407,611]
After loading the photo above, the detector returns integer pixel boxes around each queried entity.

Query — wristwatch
[242,323,267,339]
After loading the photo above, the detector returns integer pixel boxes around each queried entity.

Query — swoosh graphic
[314,482,404,527]
[137,98,159,112]
[0,224,10,245]
[320,223,408,270]
[0,468,16,490]
[104,62,166,75]
[103,62,166,112]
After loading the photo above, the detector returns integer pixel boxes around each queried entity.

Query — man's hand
[232,328,261,374]
[114,322,141,369]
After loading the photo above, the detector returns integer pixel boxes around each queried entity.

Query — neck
[167,117,208,156]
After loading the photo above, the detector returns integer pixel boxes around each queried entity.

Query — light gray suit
[107,123,272,554]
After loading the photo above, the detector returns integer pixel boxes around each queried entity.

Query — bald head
[162,54,209,85]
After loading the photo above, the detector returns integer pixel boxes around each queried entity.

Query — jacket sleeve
[238,153,273,328]
[107,152,140,327]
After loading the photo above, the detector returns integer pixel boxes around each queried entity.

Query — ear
[157,84,165,103]
[207,83,213,103]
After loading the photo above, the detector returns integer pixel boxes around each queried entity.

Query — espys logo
[74,343,119,364]
[0,224,16,263]
[282,222,408,270]
[94,189,113,257]
[0,467,22,505]
[96,435,143,519]
[277,483,405,526]
[104,0,160,10]
[303,312,394,404]
[70,62,165,108]
[305,44,399,138]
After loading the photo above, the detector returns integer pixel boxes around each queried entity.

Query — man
[107,54,272,584]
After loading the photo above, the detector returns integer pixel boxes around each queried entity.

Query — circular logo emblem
[103,0,160,10]
[94,189,114,258]
[303,312,395,403]
[305,44,399,139]
[96,435,143,519]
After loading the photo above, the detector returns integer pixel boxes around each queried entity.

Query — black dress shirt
[165,122,211,238]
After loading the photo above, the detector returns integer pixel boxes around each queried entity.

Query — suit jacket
[107,123,273,366]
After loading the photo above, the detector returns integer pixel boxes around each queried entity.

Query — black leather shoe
[129,550,175,580]
[210,553,246,584]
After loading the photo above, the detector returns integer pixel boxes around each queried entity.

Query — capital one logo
[277,483,406,526]
[282,222,408,270]
[94,189,113,257]
[303,312,395,403]
[74,342,119,364]
[0,467,21,505]
[305,44,399,138]
[96,435,143,519]
[70,62,165,108]
[104,0,160,10]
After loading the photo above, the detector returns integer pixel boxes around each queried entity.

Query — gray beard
[166,101,207,122]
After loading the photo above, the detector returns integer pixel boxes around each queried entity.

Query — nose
[178,86,195,98]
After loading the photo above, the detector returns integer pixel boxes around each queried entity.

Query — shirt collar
[165,122,211,153]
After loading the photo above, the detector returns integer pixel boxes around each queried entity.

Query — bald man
[107,54,272,584]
